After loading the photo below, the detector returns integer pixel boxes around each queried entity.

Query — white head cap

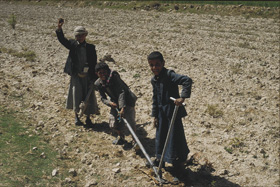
[74,26,88,36]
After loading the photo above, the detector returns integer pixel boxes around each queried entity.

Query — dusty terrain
[0,1,279,186]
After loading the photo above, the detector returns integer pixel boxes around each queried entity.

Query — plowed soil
[0,1,279,186]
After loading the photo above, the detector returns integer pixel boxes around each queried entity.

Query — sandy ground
[0,1,279,186]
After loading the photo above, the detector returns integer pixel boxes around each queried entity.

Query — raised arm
[55,18,72,49]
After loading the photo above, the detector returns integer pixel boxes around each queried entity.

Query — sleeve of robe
[151,79,159,118]
[169,70,192,98]
[111,73,129,109]
[55,28,73,50]
[94,80,111,107]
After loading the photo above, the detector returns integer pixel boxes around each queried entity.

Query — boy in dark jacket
[147,51,192,181]
[94,62,138,146]
[55,18,99,127]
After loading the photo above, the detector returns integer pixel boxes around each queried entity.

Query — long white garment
[66,75,99,115]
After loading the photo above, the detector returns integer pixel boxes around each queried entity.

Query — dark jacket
[151,67,192,163]
[151,67,192,118]
[56,29,98,81]
[95,71,137,109]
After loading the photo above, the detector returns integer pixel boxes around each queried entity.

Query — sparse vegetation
[211,180,217,187]
[229,137,245,148]
[119,68,126,72]
[7,0,279,19]
[7,13,16,29]
[133,73,140,78]
[0,107,70,186]
[224,137,246,154]
[224,146,233,154]
[238,41,256,50]
[249,92,262,100]
[230,63,243,74]
[0,47,36,62]
[206,104,224,118]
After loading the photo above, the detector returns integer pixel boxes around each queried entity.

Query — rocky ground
[0,1,279,186]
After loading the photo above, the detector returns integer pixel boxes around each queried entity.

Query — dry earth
[0,1,279,187]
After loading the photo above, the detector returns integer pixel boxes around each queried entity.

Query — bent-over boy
[94,62,138,146]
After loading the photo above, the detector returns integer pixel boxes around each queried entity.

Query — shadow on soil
[135,122,156,155]
[89,121,112,134]
[88,121,156,151]
[136,123,241,186]
[177,168,241,187]
[87,121,240,187]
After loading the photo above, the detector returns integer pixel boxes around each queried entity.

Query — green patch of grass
[224,137,246,154]
[238,41,256,50]
[8,0,280,19]
[230,63,243,75]
[0,107,69,186]
[224,146,233,154]
[163,1,279,7]
[229,137,245,148]
[206,104,223,118]
[249,92,262,100]
[0,47,36,62]
[40,0,280,8]
[191,133,199,137]
[210,180,217,187]
[119,68,126,72]
[133,73,140,78]
[7,14,16,30]
[262,152,269,159]
[117,173,130,181]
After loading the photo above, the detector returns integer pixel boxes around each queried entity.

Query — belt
[78,73,87,78]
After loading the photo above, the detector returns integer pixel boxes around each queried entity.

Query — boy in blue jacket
[147,51,192,181]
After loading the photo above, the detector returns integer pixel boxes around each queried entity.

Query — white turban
[74,26,88,36]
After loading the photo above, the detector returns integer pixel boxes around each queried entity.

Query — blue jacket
[56,29,98,81]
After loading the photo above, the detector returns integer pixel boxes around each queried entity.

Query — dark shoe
[172,173,186,183]
[132,142,141,153]
[123,142,133,150]
[154,158,165,168]
[172,162,187,183]
[146,158,165,168]
[85,118,94,128]
[112,136,126,145]
[75,115,84,126]
[75,120,84,126]
[153,158,160,166]
[173,176,180,183]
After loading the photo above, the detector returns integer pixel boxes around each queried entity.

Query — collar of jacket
[75,40,87,47]
[101,69,114,87]
[153,67,167,82]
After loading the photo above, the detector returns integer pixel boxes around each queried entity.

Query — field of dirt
[0,1,279,186]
